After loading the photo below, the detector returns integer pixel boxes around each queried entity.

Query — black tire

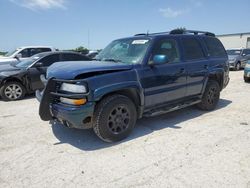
[93,94,137,142]
[0,81,26,101]
[244,76,250,82]
[197,80,220,111]
[235,62,241,71]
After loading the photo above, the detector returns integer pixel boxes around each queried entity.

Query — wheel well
[208,74,223,90]
[98,88,142,116]
[2,77,23,86]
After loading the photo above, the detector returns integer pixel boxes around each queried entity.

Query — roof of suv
[133,29,216,38]
[18,46,54,49]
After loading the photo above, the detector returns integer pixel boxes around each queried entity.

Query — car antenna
[147,30,149,36]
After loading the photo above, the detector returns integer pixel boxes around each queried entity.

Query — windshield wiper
[102,58,122,63]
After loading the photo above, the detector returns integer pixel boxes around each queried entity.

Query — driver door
[28,54,60,91]
[140,37,187,108]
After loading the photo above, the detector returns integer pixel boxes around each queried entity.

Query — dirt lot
[0,71,250,188]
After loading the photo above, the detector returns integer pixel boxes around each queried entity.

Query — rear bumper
[51,102,95,129]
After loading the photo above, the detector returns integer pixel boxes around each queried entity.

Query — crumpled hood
[0,64,22,77]
[47,60,133,79]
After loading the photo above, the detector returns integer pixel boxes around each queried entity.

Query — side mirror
[242,53,246,56]
[152,55,169,65]
[15,53,22,59]
[35,62,43,67]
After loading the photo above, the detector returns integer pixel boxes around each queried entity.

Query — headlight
[229,58,236,62]
[60,83,87,93]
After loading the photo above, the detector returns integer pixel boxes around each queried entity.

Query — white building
[217,32,250,50]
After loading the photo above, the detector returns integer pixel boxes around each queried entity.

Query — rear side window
[38,54,60,67]
[62,53,90,61]
[204,37,227,57]
[182,38,205,61]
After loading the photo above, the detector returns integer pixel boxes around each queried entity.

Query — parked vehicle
[244,60,250,82]
[0,51,90,101]
[227,48,250,70]
[0,46,56,65]
[86,50,99,59]
[37,29,229,142]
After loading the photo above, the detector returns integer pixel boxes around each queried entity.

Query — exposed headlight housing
[60,83,87,93]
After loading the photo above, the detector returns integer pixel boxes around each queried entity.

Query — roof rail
[170,29,215,37]
[134,31,169,36]
[134,29,215,37]
[134,33,147,36]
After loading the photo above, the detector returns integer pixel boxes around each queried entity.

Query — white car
[0,46,56,64]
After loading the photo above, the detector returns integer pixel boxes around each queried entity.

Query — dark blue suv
[37,29,229,142]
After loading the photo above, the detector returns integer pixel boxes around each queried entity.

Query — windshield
[5,49,19,57]
[226,49,242,56]
[96,38,151,64]
[15,54,43,68]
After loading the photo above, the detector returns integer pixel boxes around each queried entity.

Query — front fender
[92,81,144,105]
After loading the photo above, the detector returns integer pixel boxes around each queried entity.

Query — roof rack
[134,29,215,37]
[170,29,215,37]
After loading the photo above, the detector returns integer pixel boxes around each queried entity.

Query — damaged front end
[36,78,95,129]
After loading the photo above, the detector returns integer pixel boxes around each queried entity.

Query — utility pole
[88,29,90,50]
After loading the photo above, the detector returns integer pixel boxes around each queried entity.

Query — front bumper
[51,102,95,129]
[229,62,236,68]
[38,78,95,129]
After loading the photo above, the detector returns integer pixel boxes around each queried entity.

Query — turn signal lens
[60,97,87,106]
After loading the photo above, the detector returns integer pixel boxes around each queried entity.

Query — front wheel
[197,80,220,111]
[93,94,137,142]
[235,62,241,71]
[0,82,26,101]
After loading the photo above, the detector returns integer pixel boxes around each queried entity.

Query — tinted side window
[204,37,227,57]
[30,48,52,56]
[182,38,205,61]
[152,39,180,63]
[38,54,60,67]
[20,49,29,58]
[243,49,250,55]
[62,53,89,61]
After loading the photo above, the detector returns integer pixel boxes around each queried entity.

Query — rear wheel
[197,80,220,111]
[0,82,26,101]
[93,94,137,142]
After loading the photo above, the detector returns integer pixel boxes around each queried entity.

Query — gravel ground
[0,71,250,188]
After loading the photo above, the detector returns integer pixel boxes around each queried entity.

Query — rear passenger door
[141,37,187,108]
[181,36,209,97]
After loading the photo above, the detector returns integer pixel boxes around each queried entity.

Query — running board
[143,99,201,117]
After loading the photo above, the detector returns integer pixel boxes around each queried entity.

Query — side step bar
[143,99,201,117]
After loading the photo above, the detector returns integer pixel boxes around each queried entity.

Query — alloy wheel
[4,84,23,100]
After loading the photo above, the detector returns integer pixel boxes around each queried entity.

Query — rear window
[204,37,227,57]
[182,38,205,61]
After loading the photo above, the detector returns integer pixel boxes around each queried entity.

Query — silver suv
[227,48,250,71]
